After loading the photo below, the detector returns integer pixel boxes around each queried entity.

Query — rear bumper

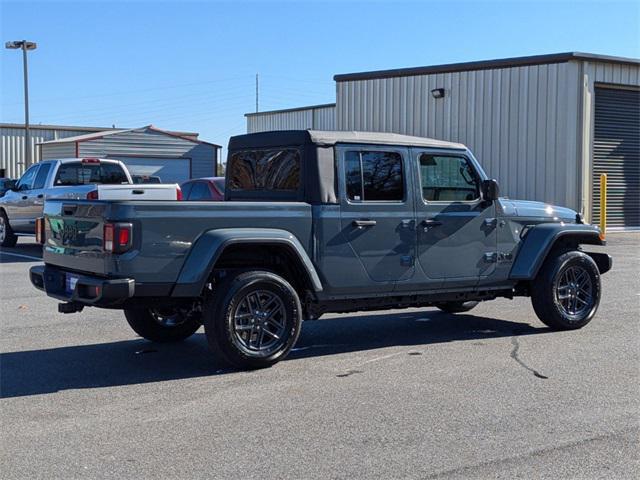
[29,264,134,307]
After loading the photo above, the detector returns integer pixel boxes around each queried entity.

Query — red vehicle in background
[180,177,225,201]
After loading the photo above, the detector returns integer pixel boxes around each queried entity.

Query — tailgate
[97,184,179,201]
[43,200,110,275]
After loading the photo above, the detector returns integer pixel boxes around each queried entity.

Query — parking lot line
[0,251,42,261]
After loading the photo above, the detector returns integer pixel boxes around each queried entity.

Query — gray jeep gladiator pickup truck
[30,130,611,369]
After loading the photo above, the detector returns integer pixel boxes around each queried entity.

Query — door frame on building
[588,83,640,229]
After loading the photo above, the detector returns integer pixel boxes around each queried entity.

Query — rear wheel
[204,270,302,369]
[531,250,601,330]
[0,212,18,248]
[124,306,201,342]
[434,301,478,314]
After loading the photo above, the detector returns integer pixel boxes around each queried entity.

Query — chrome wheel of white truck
[0,212,18,248]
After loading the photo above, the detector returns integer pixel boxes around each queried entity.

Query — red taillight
[87,190,98,200]
[82,158,100,164]
[103,223,132,253]
[118,227,130,246]
[35,217,45,244]
[176,186,183,201]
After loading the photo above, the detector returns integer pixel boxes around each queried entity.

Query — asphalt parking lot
[1,234,638,479]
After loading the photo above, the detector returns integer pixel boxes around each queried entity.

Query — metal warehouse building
[1,123,118,178]
[246,103,336,133]
[247,52,640,228]
[1,123,220,183]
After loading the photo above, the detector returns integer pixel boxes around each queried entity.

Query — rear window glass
[54,162,129,186]
[180,181,194,198]
[227,149,300,192]
[188,182,210,200]
[213,178,225,193]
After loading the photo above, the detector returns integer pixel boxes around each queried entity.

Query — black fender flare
[510,223,606,280]
[171,228,322,297]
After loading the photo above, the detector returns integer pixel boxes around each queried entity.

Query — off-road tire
[0,211,18,248]
[531,250,601,330]
[434,301,479,313]
[124,307,201,342]
[203,270,302,370]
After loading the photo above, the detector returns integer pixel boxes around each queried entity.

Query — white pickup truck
[0,158,181,247]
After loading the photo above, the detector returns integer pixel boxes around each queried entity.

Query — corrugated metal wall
[0,126,94,178]
[247,104,336,133]
[41,127,217,178]
[336,63,584,211]
[39,142,76,160]
[312,105,337,131]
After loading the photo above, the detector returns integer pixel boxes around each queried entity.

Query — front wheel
[124,306,201,342]
[531,250,601,330]
[0,212,18,248]
[204,270,302,369]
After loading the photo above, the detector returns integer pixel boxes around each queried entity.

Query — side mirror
[6,180,16,191]
[481,179,499,202]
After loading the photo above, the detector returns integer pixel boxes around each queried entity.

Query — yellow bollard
[599,173,607,240]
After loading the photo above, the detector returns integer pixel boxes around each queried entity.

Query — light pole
[5,40,37,169]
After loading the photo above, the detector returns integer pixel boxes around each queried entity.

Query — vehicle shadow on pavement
[289,310,548,359]
[0,240,43,263]
[0,310,548,398]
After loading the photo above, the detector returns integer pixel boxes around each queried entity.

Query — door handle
[22,195,28,200]
[37,194,44,199]
[353,219,377,228]
[421,219,443,228]
[400,219,414,228]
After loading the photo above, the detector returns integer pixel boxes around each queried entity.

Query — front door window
[419,154,480,202]
[415,150,496,282]
[16,165,39,191]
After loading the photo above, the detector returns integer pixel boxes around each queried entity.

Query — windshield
[54,162,129,186]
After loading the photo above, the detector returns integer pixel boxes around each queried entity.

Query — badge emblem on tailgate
[61,223,78,244]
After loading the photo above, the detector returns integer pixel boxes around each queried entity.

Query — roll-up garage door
[592,87,640,228]
[113,157,191,184]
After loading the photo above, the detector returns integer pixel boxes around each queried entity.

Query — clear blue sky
[1,0,639,148]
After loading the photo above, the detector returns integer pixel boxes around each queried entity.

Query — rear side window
[54,162,129,186]
[33,163,52,189]
[227,149,300,192]
[345,151,404,202]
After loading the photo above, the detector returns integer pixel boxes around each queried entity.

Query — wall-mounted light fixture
[431,88,445,99]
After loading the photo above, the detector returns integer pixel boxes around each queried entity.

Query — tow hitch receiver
[58,302,85,314]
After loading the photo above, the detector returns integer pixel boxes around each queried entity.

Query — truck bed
[41,199,313,290]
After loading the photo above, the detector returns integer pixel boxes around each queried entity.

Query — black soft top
[227,130,466,204]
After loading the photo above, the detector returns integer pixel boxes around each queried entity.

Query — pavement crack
[510,335,548,379]
[336,369,363,378]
